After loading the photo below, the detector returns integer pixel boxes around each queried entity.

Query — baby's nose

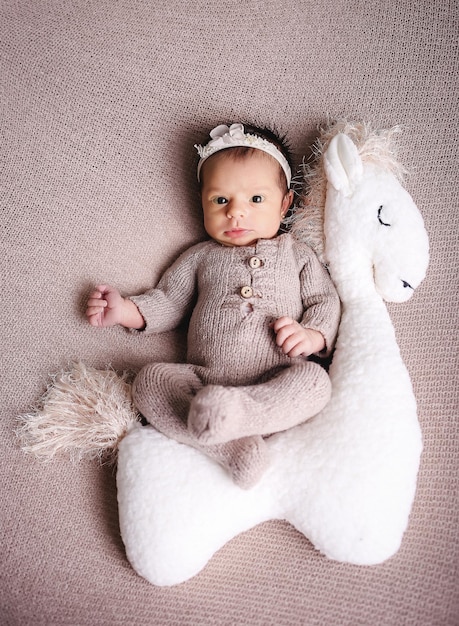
[226,201,247,218]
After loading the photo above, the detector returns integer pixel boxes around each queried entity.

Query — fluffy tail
[16,361,140,465]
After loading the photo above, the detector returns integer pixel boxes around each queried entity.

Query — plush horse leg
[132,362,269,489]
[188,361,331,444]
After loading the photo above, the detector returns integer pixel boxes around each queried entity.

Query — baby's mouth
[225,228,251,237]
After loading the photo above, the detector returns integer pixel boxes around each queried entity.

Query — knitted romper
[131,233,341,488]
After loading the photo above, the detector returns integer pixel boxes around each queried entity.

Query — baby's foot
[188,385,245,444]
[223,436,270,489]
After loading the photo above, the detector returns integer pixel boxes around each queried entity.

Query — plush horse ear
[323,133,363,194]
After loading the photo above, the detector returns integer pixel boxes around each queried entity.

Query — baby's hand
[272,316,325,358]
[85,284,125,328]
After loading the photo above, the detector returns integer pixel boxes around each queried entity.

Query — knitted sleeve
[297,244,341,356]
[128,242,207,334]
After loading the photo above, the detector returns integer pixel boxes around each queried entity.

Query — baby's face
[200,151,293,247]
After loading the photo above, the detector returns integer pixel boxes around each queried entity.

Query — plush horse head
[323,132,429,303]
[293,122,429,303]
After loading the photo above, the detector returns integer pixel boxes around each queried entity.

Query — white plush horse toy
[19,122,429,587]
[114,123,429,585]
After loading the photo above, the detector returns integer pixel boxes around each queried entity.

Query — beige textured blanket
[1,1,458,624]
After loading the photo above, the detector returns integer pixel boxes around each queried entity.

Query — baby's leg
[132,362,269,489]
[132,362,202,438]
[188,361,331,444]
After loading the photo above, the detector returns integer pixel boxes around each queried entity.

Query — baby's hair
[199,122,294,193]
[243,123,293,188]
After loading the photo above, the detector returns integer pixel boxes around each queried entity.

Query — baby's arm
[86,284,145,329]
[272,316,325,358]
[294,245,341,356]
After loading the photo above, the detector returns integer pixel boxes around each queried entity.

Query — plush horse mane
[291,120,407,263]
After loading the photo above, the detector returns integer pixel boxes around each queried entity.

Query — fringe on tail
[16,361,140,465]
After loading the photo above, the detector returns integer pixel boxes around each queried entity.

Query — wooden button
[240,286,253,298]
[248,256,262,269]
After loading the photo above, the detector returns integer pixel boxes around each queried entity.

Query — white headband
[195,123,292,187]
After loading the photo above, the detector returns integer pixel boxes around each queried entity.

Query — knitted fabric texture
[130,233,340,385]
[133,359,332,487]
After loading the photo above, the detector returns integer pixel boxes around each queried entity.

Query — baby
[86,123,341,488]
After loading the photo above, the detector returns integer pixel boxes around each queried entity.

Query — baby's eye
[251,195,264,203]
[212,197,228,205]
